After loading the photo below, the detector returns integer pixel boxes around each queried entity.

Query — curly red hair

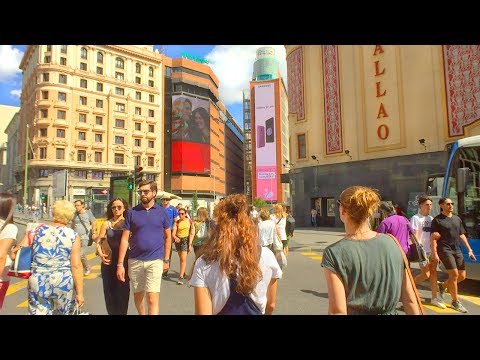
[202,194,262,295]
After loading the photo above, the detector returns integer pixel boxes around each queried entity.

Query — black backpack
[286,215,295,236]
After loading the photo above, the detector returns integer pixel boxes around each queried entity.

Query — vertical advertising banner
[171,94,211,174]
[255,83,277,202]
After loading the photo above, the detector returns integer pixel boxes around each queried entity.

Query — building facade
[224,110,244,195]
[3,111,20,193]
[0,105,20,192]
[243,90,252,202]
[18,45,163,216]
[285,45,480,226]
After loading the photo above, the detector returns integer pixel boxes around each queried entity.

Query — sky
[0,45,287,129]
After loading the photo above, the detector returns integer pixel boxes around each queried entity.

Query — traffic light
[128,178,134,190]
[134,166,144,185]
[40,193,46,202]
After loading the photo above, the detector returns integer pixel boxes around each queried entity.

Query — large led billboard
[171,94,211,174]
[254,83,277,202]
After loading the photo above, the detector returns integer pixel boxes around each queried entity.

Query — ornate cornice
[103,45,163,64]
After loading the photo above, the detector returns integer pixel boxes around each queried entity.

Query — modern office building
[249,47,290,205]
[243,90,252,202]
[17,45,163,216]
[224,109,244,195]
[0,105,20,192]
[285,45,480,226]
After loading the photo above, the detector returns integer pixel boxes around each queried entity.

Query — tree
[253,197,268,208]
[191,192,199,212]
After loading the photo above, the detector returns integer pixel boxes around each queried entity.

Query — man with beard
[116,180,171,315]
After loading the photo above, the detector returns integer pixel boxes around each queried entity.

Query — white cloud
[0,45,24,83]
[10,89,21,99]
[205,45,287,106]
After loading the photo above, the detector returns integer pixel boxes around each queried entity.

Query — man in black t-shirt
[431,197,477,313]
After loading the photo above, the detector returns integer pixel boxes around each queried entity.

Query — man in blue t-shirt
[161,194,179,279]
[116,180,171,315]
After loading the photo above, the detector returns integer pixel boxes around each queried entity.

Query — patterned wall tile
[287,47,305,120]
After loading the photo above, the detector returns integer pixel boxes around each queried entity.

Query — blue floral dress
[28,224,78,315]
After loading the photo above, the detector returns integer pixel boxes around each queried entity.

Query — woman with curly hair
[189,194,282,315]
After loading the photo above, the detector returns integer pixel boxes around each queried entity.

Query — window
[135,91,141,100]
[58,92,66,102]
[94,153,102,163]
[78,132,86,140]
[96,66,103,75]
[44,56,51,63]
[95,116,103,125]
[57,110,66,119]
[135,77,141,84]
[115,57,124,69]
[41,90,48,99]
[148,80,154,87]
[136,63,141,73]
[114,153,124,164]
[115,72,124,80]
[75,170,87,178]
[79,96,87,105]
[165,66,172,77]
[115,87,124,96]
[97,82,103,92]
[297,134,306,159]
[148,140,154,148]
[92,170,103,179]
[148,157,154,166]
[115,136,124,144]
[60,45,67,53]
[60,57,67,66]
[77,150,86,162]
[80,62,87,71]
[148,109,154,117]
[95,133,102,142]
[97,52,103,63]
[59,74,67,84]
[149,67,154,77]
[149,94,154,103]
[43,73,49,82]
[115,119,125,128]
[39,147,47,159]
[80,47,87,59]
[56,148,65,159]
[39,169,49,177]
[135,123,141,131]
[148,124,154,132]
[40,109,48,118]
[79,113,87,122]
[39,128,47,137]
[80,79,87,88]
[96,99,103,108]
[134,139,141,147]
[46,45,51,51]
[135,107,141,115]
[56,129,65,138]
[135,155,141,166]
[116,103,125,112]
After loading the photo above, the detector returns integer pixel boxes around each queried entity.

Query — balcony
[75,122,90,131]
[91,142,105,150]
[53,119,68,127]
[37,99,51,107]
[75,140,89,148]
[133,130,143,137]
[146,148,157,155]
[146,132,157,139]
[132,146,143,153]
[92,124,106,133]
[146,116,157,124]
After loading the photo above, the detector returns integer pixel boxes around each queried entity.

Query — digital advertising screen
[171,94,211,174]
[254,83,277,202]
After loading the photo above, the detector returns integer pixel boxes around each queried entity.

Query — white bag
[272,235,283,252]
[276,251,287,269]
[196,221,208,240]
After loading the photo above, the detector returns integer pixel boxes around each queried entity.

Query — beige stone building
[285,45,480,226]
[0,105,20,191]
[18,45,163,215]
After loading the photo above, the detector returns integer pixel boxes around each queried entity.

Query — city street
[3,219,480,315]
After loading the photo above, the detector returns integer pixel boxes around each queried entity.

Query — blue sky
[0,45,287,129]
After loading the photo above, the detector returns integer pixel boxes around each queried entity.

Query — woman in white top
[271,204,288,256]
[189,194,282,315]
[0,192,18,312]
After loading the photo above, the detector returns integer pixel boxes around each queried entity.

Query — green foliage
[253,197,268,208]
[191,192,199,211]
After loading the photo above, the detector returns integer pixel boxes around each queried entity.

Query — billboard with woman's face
[171,95,211,174]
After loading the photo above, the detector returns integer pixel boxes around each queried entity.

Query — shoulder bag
[8,224,42,279]
[75,212,95,246]
[406,225,428,263]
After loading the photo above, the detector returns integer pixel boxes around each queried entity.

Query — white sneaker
[431,297,447,309]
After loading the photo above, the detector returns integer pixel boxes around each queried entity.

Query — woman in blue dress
[96,198,130,315]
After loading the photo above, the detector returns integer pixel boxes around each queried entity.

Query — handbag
[8,224,42,279]
[272,218,284,252]
[275,250,288,269]
[407,228,428,263]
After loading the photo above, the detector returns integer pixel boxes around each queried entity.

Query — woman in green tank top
[321,186,420,315]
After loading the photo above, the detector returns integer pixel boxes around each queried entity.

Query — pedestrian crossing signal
[128,179,134,190]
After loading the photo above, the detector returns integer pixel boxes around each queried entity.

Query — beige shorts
[128,258,163,293]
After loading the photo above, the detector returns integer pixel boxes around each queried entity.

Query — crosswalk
[301,250,480,314]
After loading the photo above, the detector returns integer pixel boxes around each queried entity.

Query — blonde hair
[259,209,270,221]
[52,200,76,225]
[339,186,380,225]
[195,207,208,222]
[273,204,285,218]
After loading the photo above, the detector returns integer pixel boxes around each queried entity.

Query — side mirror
[456,167,471,193]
